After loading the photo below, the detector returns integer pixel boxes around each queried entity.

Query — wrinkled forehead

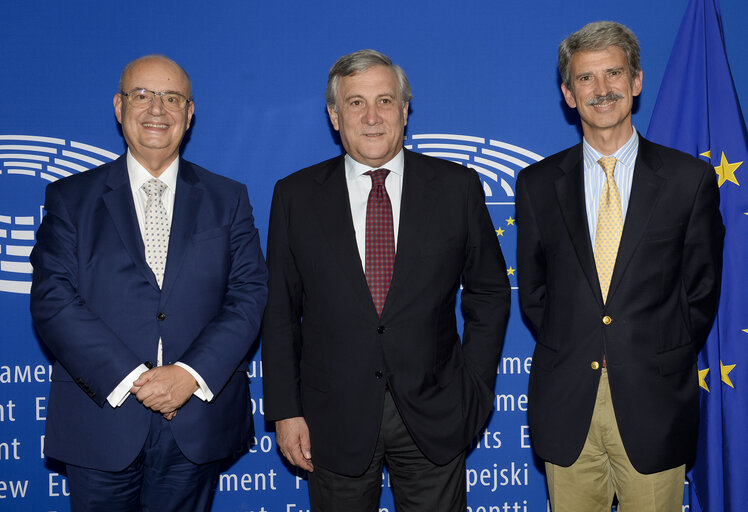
[338,65,399,98]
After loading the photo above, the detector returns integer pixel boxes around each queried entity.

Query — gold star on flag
[720,361,736,388]
[507,266,516,276]
[496,228,505,236]
[714,151,742,187]
[506,217,515,226]
[698,368,710,392]
[742,329,748,334]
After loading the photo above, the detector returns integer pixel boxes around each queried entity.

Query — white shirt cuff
[174,362,213,402]
[106,364,149,408]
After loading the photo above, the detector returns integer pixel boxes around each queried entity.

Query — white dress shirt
[106,150,212,407]
[344,149,404,268]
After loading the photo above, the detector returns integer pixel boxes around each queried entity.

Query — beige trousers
[545,369,685,512]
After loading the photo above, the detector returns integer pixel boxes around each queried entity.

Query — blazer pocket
[192,225,230,243]
[420,235,462,257]
[657,343,697,376]
[300,361,330,393]
[641,224,683,242]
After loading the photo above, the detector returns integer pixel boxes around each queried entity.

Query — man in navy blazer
[30,55,268,511]
[516,22,723,511]
[262,49,510,511]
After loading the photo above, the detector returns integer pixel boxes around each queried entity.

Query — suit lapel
[554,144,604,306]
[607,136,664,301]
[385,150,437,316]
[160,159,202,301]
[313,157,377,318]
[102,156,160,290]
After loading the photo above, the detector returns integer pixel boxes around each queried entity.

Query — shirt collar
[126,149,179,192]
[344,149,404,182]
[583,127,639,170]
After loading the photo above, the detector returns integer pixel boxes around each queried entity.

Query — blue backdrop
[2,1,747,510]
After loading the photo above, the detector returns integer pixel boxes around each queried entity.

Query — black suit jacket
[262,149,510,476]
[516,135,723,473]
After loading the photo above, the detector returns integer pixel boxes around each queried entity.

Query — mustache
[586,92,625,106]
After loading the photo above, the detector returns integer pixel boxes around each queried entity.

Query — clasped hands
[130,365,198,421]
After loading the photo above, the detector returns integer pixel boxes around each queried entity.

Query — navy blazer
[30,155,268,471]
[262,149,511,476]
[516,136,723,473]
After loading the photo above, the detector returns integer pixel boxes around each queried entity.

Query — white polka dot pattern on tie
[594,156,623,303]
[141,178,171,288]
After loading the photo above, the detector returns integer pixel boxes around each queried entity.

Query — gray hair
[118,54,193,98]
[558,21,641,89]
[325,49,412,111]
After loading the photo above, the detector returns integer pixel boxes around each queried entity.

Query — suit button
[602,315,612,325]
[157,313,166,321]
[377,326,385,334]
[375,371,383,379]
[591,361,600,370]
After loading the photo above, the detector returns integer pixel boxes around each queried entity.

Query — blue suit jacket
[30,154,268,471]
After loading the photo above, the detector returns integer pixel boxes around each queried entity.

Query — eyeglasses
[120,88,192,111]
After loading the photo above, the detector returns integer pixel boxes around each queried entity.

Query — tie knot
[365,168,390,187]
[142,178,167,199]
[598,157,617,178]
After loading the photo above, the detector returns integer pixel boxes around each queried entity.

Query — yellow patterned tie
[594,157,622,303]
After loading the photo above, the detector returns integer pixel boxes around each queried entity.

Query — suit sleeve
[460,170,511,390]
[30,183,143,407]
[682,162,724,347]
[261,181,305,421]
[176,184,269,397]
[515,170,546,335]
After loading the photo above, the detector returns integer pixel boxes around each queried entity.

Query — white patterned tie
[142,179,170,288]
[594,157,623,303]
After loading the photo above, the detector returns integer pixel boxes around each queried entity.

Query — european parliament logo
[407,133,543,289]
[0,135,117,294]
[405,133,542,204]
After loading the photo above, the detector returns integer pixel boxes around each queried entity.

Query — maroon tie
[365,169,395,317]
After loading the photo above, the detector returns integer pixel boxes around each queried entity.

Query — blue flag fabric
[647,0,748,510]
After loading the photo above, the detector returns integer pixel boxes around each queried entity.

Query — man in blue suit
[30,55,268,511]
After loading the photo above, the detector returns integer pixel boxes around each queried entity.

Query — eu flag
[647,0,748,510]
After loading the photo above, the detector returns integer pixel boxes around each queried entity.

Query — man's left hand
[131,365,198,414]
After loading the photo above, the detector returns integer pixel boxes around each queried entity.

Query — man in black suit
[516,22,723,511]
[262,49,510,511]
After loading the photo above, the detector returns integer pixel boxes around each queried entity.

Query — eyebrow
[130,87,186,95]
[574,66,625,79]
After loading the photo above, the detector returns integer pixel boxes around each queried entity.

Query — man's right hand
[276,416,314,472]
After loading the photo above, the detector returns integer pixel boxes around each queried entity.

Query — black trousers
[308,390,466,512]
